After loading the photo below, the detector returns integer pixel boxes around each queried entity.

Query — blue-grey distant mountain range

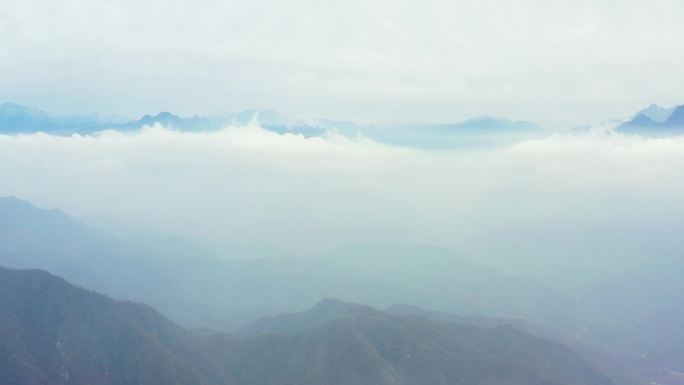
[5,101,683,145]
[617,104,684,134]
[0,102,273,135]
[0,102,550,148]
[632,104,679,122]
[6,195,684,384]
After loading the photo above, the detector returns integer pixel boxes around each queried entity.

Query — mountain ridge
[0,102,543,136]
[631,104,678,122]
[0,267,617,385]
[617,104,684,133]
[0,196,576,331]
[0,266,231,385]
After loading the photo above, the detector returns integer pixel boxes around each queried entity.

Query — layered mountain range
[0,267,615,385]
[5,102,684,147]
[0,196,574,331]
[3,196,684,383]
[0,102,548,149]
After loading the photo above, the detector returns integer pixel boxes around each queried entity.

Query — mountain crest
[618,103,684,133]
[631,104,677,122]
[663,105,684,126]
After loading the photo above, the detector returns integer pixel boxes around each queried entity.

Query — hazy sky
[1,0,683,128]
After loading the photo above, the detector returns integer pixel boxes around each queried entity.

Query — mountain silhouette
[618,104,684,134]
[0,269,617,385]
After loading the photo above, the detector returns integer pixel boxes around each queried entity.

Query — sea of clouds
[1,122,683,255]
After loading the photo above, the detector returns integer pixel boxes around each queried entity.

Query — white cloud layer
[2,125,684,253]
[1,0,683,127]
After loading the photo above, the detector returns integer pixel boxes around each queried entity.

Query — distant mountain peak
[154,111,177,119]
[442,115,541,132]
[138,111,181,122]
[309,297,372,316]
[0,195,47,213]
[617,104,684,133]
[625,113,656,126]
[663,104,684,126]
[0,194,29,204]
[466,115,509,123]
[233,298,375,339]
[0,102,49,115]
[631,104,678,122]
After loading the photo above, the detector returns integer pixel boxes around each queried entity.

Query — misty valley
[2,102,684,385]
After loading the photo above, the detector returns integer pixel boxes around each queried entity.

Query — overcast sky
[1,0,683,128]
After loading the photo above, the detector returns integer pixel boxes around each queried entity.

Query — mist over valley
[3,0,684,382]
[2,102,684,384]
